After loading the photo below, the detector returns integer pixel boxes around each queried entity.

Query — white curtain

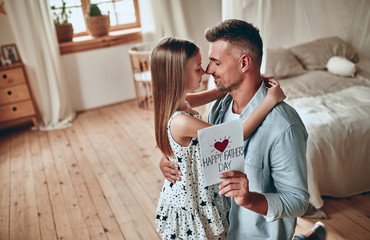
[4,0,75,130]
[222,0,370,71]
[138,0,190,42]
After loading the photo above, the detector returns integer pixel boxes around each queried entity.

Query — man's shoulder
[257,102,308,147]
[267,101,306,129]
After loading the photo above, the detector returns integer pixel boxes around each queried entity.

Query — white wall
[61,44,137,111]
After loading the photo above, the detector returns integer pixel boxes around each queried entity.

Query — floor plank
[28,130,57,240]
[23,131,41,240]
[65,121,125,240]
[0,131,11,240]
[37,131,74,240]
[48,130,105,240]
[81,108,159,239]
[9,131,31,239]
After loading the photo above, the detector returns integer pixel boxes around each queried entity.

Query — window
[49,0,142,54]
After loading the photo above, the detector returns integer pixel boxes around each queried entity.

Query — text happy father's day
[202,146,244,172]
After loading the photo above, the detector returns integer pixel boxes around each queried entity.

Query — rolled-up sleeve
[263,124,310,222]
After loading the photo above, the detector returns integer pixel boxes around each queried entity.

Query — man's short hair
[205,19,263,67]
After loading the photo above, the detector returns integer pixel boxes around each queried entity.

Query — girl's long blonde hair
[151,37,199,156]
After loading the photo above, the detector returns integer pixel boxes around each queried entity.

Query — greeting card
[198,119,245,186]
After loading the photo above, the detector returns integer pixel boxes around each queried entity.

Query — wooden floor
[0,100,369,240]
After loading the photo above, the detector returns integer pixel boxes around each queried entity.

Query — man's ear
[241,54,252,72]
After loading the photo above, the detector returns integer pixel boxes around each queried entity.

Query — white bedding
[281,71,370,209]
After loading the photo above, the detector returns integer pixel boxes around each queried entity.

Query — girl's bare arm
[185,88,227,108]
[242,80,286,138]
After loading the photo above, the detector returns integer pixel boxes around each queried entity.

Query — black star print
[182,207,187,211]
[208,218,212,223]
[156,214,160,220]
[186,229,193,236]
[191,213,194,220]
[212,201,215,206]
[183,185,186,191]
[214,192,218,198]
[162,216,168,221]
[177,157,182,163]
[200,201,207,206]
[170,234,176,239]
[169,183,174,188]
[191,139,198,146]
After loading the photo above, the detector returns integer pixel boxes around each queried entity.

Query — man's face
[206,40,243,92]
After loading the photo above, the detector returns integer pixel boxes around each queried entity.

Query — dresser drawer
[0,100,35,123]
[0,84,31,104]
[0,68,26,88]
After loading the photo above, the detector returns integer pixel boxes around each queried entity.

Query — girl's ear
[240,54,251,72]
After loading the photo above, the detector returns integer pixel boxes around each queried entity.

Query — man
[160,19,309,239]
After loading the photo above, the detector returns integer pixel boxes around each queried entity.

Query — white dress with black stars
[156,111,230,240]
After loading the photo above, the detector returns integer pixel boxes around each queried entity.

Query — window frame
[55,0,142,55]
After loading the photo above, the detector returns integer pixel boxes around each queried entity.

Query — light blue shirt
[208,82,309,240]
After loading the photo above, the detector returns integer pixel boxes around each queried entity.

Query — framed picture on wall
[1,44,21,63]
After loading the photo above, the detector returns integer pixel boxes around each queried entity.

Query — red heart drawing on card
[214,139,229,152]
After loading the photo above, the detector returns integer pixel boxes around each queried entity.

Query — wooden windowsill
[59,28,143,55]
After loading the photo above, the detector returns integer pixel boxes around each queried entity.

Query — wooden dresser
[0,62,38,129]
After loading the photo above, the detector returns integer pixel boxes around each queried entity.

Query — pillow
[265,47,306,79]
[326,56,356,77]
[288,37,358,70]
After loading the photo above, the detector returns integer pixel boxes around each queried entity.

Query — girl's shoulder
[168,111,204,136]
[168,111,202,147]
[168,111,202,132]
[170,110,201,121]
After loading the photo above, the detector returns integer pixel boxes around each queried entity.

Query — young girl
[151,37,285,239]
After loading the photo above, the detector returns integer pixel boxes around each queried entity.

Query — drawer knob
[7,91,12,95]
[12,107,17,111]
[2,74,7,79]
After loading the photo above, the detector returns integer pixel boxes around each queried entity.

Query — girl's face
[185,51,204,92]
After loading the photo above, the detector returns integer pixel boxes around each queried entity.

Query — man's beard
[215,83,227,92]
[215,76,242,92]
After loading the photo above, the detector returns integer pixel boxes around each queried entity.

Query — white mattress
[281,70,370,208]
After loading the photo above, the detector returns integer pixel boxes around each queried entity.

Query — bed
[265,37,370,209]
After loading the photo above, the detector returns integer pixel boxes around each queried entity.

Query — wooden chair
[128,43,153,109]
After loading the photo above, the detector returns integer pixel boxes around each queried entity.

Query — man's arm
[159,155,182,184]
[262,124,309,221]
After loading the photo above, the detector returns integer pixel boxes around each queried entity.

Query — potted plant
[86,4,110,37]
[51,1,73,43]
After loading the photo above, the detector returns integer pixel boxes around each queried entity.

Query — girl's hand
[160,155,182,183]
[261,74,278,88]
[265,77,286,103]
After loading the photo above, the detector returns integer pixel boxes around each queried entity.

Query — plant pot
[86,15,110,37]
[55,24,73,43]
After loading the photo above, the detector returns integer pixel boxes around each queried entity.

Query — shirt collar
[213,80,266,122]
[240,80,267,119]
